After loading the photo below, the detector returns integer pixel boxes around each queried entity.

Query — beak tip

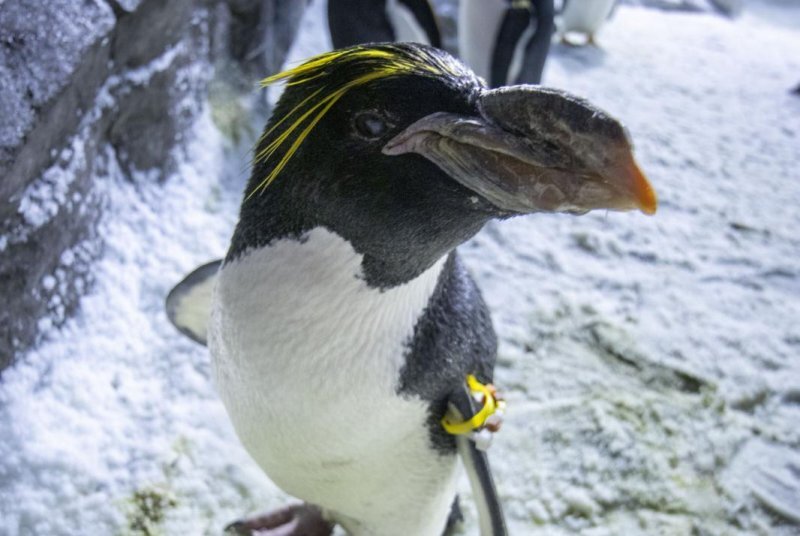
[638,191,658,216]
[626,158,658,216]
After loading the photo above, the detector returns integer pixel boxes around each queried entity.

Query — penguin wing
[447,386,508,536]
[328,0,396,49]
[517,0,555,85]
[490,5,532,87]
[490,0,554,86]
[165,260,222,346]
[396,0,442,48]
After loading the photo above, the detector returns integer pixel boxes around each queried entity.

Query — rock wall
[0,0,305,371]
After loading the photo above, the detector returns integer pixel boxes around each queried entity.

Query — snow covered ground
[2,1,799,535]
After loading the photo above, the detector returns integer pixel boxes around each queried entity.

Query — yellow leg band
[442,375,501,435]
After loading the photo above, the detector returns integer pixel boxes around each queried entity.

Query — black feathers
[228,44,499,289]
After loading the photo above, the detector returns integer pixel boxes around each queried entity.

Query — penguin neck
[226,182,309,267]
[227,177,490,290]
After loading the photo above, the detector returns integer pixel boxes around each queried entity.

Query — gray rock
[0,0,305,371]
[111,0,194,68]
[107,0,145,13]
[0,0,115,210]
[0,65,35,150]
[0,136,104,372]
[108,18,209,177]
[0,0,115,369]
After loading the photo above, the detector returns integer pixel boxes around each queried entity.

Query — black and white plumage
[459,0,555,87]
[328,0,442,49]
[167,43,656,536]
[328,0,554,87]
[558,0,617,46]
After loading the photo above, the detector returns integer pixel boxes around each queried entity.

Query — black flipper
[447,385,508,536]
[490,0,554,87]
[165,260,222,346]
[327,0,395,49]
[443,495,464,535]
[397,0,442,48]
[398,252,497,454]
[516,0,554,85]
[490,5,531,88]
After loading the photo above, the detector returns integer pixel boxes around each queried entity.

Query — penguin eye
[354,111,389,139]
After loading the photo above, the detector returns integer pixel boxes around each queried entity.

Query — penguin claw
[224,504,333,536]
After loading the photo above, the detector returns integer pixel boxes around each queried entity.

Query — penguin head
[236,43,656,287]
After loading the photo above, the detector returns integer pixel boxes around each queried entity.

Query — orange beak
[623,156,658,215]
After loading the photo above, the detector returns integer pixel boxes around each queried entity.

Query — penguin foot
[224,503,333,536]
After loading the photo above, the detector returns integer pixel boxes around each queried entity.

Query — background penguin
[328,0,442,48]
[167,43,656,535]
[459,0,555,86]
[329,0,554,87]
[558,0,617,46]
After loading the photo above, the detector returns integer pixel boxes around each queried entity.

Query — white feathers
[559,0,617,37]
[458,0,508,83]
[209,227,457,536]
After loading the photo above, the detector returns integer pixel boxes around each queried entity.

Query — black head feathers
[249,43,481,197]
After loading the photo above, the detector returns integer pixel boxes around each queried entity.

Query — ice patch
[16,138,86,230]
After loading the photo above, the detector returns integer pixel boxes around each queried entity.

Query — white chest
[208,228,457,535]
[459,0,535,86]
[560,0,616,34]
[459,0,508,83]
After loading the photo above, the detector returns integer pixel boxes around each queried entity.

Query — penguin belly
[560,0,615,34]
[209,227,457,536]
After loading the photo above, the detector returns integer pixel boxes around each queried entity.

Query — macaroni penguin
[166,43,656,536]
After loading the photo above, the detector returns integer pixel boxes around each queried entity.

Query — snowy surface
[2,1,800,535]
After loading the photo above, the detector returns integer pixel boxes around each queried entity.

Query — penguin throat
[228,186,490,290]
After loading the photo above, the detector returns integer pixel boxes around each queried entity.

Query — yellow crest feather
[247,45,468,198]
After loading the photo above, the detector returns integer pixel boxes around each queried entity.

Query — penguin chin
[383,86,657,216]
